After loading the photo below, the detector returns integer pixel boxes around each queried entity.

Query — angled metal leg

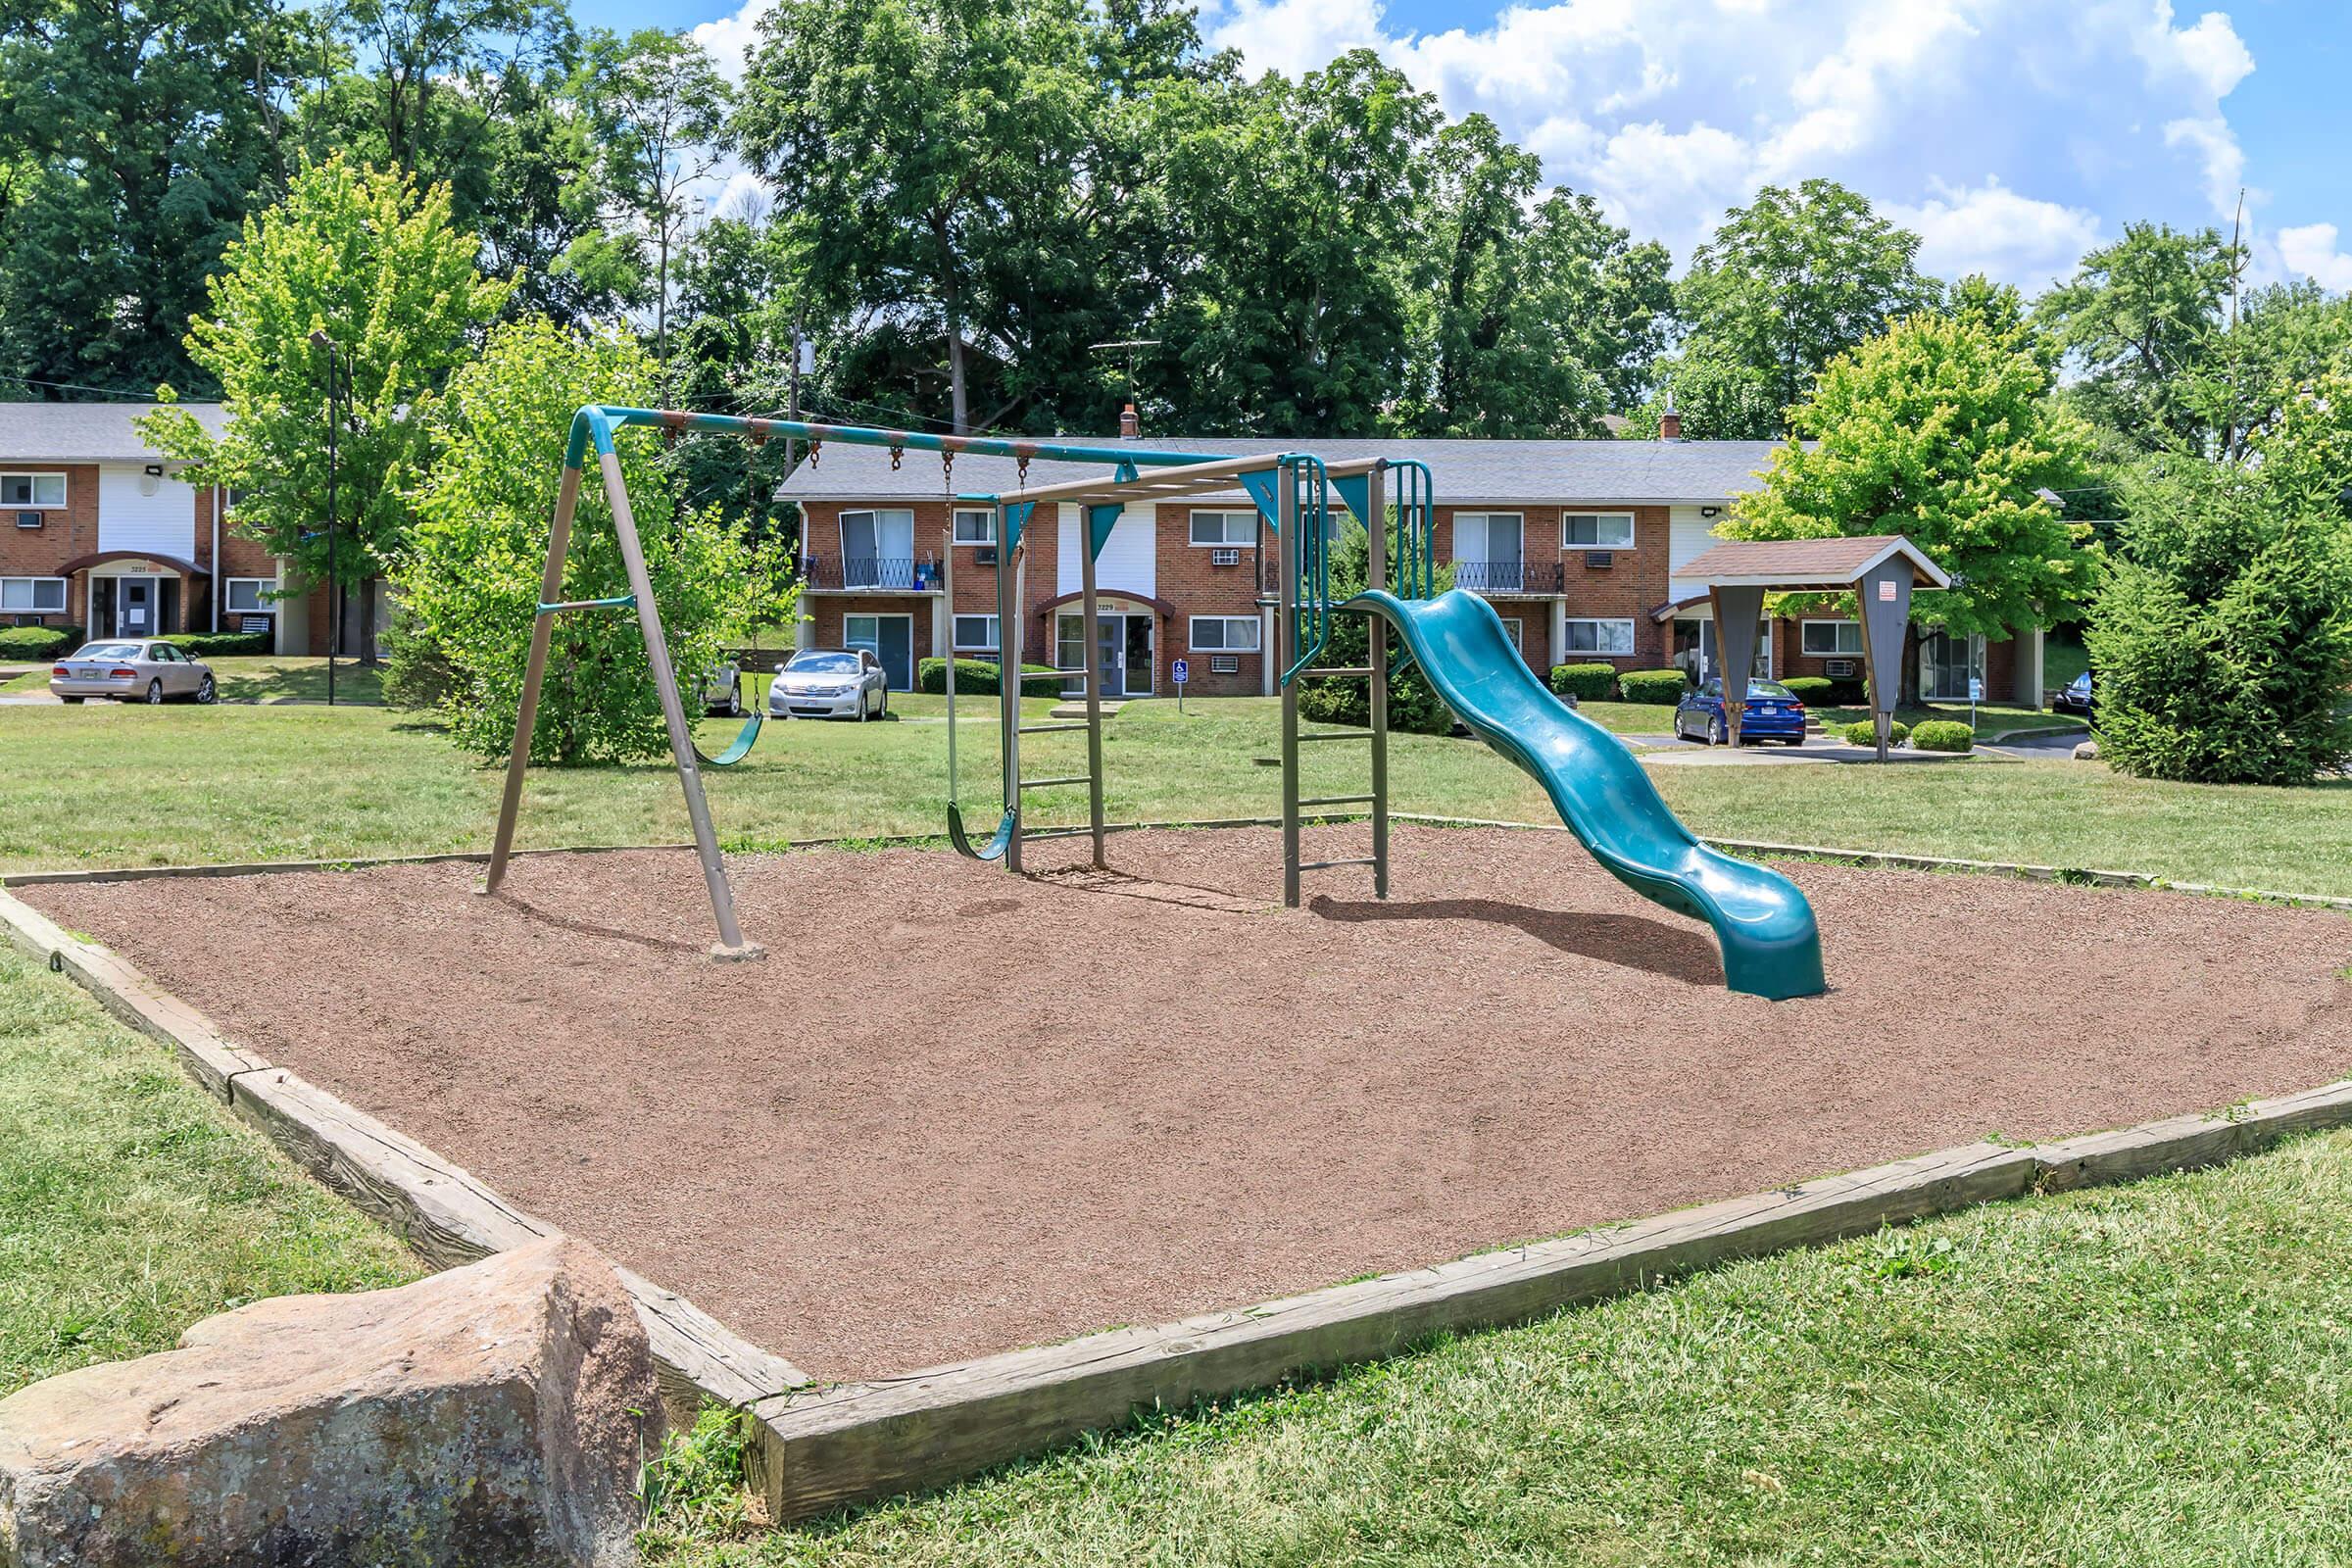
[598,451,761,960]
[1279,466,1301,907]
[484,462,581,896]
[1365,464,1390,900]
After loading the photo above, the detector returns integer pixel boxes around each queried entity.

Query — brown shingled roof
[1674,534,1950,590]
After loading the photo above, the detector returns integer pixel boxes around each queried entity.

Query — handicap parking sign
[1172,658,1189,685]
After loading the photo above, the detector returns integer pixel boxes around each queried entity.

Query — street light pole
[310,329,340,708]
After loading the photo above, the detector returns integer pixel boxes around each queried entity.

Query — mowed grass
[2,694,2347,896]
[0,943,419,1396]
[650,1132,2352,1566]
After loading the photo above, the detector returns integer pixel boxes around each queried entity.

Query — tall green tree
[2034,221,2242,455]
[578,27,732,389]
[1669,179,1939,434]
[1728,309,2098,703]
[143,156,511,663]
[0,0,312,396]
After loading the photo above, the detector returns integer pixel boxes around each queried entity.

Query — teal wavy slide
[1347,588,1826,1000]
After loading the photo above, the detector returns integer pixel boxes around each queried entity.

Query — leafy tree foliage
[392,318,791,761]
[1670,179,1939,430]
[0,0,311,396]
[142,156,511,660]
[2034,221,2242,455]
[1296,515,1458,734]
[1728,309,2098,700]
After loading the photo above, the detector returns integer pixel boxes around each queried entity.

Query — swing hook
[889,444,904,471]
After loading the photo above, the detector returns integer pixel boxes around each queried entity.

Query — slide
[1347,588,1826,1001]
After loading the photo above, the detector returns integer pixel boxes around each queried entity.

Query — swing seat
[947,802,1015,861]
[696,710,764,768]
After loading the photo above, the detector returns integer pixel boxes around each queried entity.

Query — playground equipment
[482,406,1825,998]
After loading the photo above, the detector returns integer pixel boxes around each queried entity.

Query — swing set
[481,406,1432,957]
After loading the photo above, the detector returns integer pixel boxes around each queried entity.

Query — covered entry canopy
[1675,534,1950,759]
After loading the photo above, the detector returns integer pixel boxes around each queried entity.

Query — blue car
[1673,677,1809,746]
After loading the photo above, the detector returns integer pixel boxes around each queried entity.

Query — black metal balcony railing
[1448,559,1564,595]
[801,555,940,592]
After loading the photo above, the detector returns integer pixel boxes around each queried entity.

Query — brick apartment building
[0,402,347,654]
[777,421,2045,707]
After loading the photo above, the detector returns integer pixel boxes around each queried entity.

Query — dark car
[2053,671,2093,718]
[1673,677,1808,746]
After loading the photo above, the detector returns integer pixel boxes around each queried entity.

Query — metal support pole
[1003,538,1024,874]
[598,450,761,959]
[1079,514,1106,868]
[484,462,581,896]
[1279,465,1301,907]
[1366,463,1390,900]
[942,522,958,796]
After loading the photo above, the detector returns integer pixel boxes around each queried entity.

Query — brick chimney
[1118,402,1141,440]
[1658,392,1682,442]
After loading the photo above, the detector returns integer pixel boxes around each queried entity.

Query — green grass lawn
[0,943,419,1396]
[1813,700,2083,741]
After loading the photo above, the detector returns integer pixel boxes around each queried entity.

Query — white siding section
[1055,503,1155,599]
[96,464,197,561]
[1666,504,1726,605]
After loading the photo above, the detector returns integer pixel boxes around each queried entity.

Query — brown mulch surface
[26,824,2352,1381]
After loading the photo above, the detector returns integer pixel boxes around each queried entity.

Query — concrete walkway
[1630,733,1979,766]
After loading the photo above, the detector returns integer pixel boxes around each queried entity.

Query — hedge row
[1910,718,1975,753]
[915,656,1061,695]
[0,625,272,661]
[1547,662,1618,702]
[0,624,81,661]
[1840,718,1913,747]
[165,632,272,658]
[1615,667,1692,705]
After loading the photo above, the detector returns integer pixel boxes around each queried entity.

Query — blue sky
[606,0,2350,291]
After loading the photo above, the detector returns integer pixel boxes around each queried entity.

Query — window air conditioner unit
[15,512,41,529]
[1210,547,1241,566]
[1826,658,1857,678]
[975,547,998,564]
[1209,655,1239,674]
[1583,550,1614,569]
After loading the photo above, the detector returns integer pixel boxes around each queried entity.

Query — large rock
[2073,738,2101,760]
[0,1237,662,1567]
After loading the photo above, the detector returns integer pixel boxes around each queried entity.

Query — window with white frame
[952,508,996,545]
[0,473,66,508]
[1189,511,1255,547]
[952,613,1000,652]
[1564,617,1636,656]
[1189,615,1260,653]
[223,578,273,614]
[1562,512,1635,548]
[1800,618,1864,656]
[0,577,66,612]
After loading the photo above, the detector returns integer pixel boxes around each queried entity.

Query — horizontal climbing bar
[1017,668,1093,681]
[537,594,636,614]
[1020,825,1100,841]
[1298,731,1374,744]
[1018,775,1095,791]
[1304,665,1376,679]
[1298,794,1377,808]
[1299,857,1380,871]
[1018,722,1091,735]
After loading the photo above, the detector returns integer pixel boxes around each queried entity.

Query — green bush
[1615,667,1690,705]
[1840,718,1910,747]
[1295,522,1457,736]
[0,624,82,661]
[1780,676,1832,703]
[163,632,270,658]
[1548,662,1619,702]
[1911,719,1974,753]
[916,657,1058,695]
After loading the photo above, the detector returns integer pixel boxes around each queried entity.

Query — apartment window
[1564,617,1636,656]
[1562,512,1635,548]
[0,577,66,613]
[839,509,916,587]
[952,508,996,545]
[1800,618,1864,656]
[0,473,66,508]
[952,613,1000,652]
[223,578,273,614]
[1189,510,1255,547]
[1189,615,1261,653]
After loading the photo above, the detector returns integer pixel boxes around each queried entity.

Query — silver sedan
[50,641,218,706]
[767,648,889,720]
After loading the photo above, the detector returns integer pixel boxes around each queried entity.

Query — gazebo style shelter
[1675,535,1951,760]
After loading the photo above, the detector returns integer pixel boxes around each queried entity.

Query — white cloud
[2163,115,2246,219]
[1886,178,2104,291]
[2278,223,2352,292]
[689,0,772,83]
[1204,0,1384,77]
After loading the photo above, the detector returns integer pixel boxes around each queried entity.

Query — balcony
[1448,559,1564,596]
[800,555,942,593]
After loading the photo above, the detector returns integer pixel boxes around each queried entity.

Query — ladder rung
[537,593,636,614]
[1018,774,1093,790]
[1298,794,1375,808]
[1306,665,1376,678]
[1298,731,1372,743]
[1018,722,1090,734]
[1021,825,1099,841]
[1299,857,1379,871]
[1017,668,1091,681]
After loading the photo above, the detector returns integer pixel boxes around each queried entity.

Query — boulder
[2072,739,2100,760]
[0,1237,662,1568]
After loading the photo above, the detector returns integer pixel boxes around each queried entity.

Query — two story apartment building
[0,402,338,654]
[777,425,2044,707]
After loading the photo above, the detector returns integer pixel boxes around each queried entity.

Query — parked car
[767,647,888,720]
[2052,670,2093,719]
[50,641,217,706]
[1674,677,1807,746]
[703,660,745,716]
